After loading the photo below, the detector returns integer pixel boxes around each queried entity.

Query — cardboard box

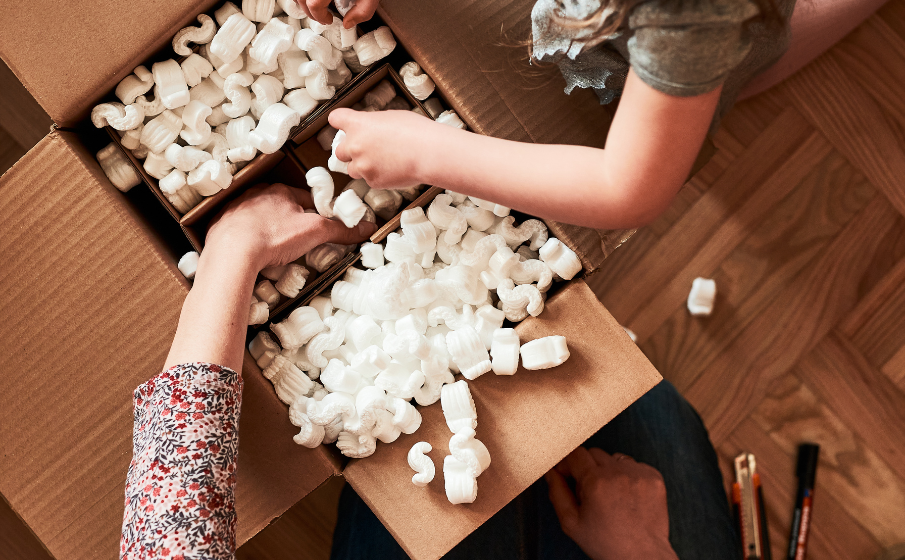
[0,1,667,558]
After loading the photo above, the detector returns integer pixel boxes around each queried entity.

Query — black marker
[788,444,819,560]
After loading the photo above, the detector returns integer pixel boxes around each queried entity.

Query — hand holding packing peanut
[206,183,376,271]
[545,447,679,560]
[296,0,381,27]
[329,108,439,190]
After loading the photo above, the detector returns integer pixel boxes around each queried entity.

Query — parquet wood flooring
[588,5,905,558]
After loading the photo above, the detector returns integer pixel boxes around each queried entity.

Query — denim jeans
[331,381,739,560]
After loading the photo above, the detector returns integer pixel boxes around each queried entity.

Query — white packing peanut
[271,306,325,349]
[687,277,716,316]
[181,53,215,88]
[538,238,582,280]
[306,166,334,217]
[141,110,184,153]
[490,328,520,375]
[191,79,228,110]
[172,14,217,57]
[275,263,310,297]
[143,151,174,180]
[276,0,307,19]
[180,100,213,145]
[436,110,466,129]
[278,45,309,89]
[91,102,145,131]
[261,264,287,281]
[96,143,141,192]
[365,189,403,220]
[307,243,346,273]
[249,331,280,368]
[177,251,200,279]
[298,60,335,100]
[249,301,270,325]
[446,327,492,380]
[115,66,154,105]
[520,335,570,370]
[165,143,212,172]
[440,380,477,433]
[254,279,281,307]
[327,60,352,88]
[222,72,254,118]
[187,160,233,196]
[360,242,384,269]
[211,13,257,63]
[159,170,202,213]
[399,61,436,100]
[249,103,300,153]
[152,60,191,110]
[283,88,318,118]
[134,86,165,118]
[243,0,275,22]
[408,442,435,487]
[363,80,395,110]
[449,427,491,477]
[249,17,295,68]
[250,74,285,117]
[225,115,259,162]
[443,455,478,504]
[328,130,349,174]
[423,98,444,119]
[332,189,367,228]
[353,27,396,66]
[296,29,342,70]
[119,124,143,150]
[489,216,548,250]
[341,48,367,73]
[496,279,544,322]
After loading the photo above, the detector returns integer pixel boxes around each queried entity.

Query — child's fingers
[346,160,363,180]
[305,0,334,24]
[343,0,380,27]
[328,108,357,131]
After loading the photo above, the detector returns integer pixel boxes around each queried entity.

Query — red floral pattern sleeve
[120,363,243,560]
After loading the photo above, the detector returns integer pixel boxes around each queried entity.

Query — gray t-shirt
[532,0,796,130]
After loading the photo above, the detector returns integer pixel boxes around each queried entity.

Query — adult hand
[544,447,679,560]
[296,0,380,28]
[330,108,442,189]
[206,182,376,272]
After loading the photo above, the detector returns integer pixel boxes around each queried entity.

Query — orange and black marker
[787,444,819,560]
[732,453,771,560]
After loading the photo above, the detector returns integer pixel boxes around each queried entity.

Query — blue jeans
[331,381,739,560]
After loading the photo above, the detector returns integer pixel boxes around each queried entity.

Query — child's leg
[740,0,890,99]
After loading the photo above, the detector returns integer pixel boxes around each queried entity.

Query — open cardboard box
[0,0,675,558]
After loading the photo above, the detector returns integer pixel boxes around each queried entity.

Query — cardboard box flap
[0,132,336,560]
[0,0,220,127]
[343,280,662,560]
[378,0,614,147]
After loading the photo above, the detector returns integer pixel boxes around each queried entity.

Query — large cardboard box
[0,0,666,558]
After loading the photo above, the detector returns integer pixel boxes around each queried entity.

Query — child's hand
[329,108,440,190]
[206,183,376,272]
[296,0,381,28]
[545,447,679,560]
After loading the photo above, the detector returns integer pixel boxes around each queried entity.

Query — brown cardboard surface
[0,0,220,126]
[378,0,614,147]
[0,132,339,560]
[343,280,662,560]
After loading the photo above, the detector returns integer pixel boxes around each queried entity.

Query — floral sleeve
[120,363,243,560]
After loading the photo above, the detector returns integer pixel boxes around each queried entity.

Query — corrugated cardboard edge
[343,280,662,560]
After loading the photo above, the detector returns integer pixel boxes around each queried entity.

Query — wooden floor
[3,3,905,559]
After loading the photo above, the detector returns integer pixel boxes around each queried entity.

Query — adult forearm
[164,235,260,372]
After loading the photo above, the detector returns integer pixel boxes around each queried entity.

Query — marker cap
[796,443,820,488]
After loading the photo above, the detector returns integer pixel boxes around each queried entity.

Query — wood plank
[642,148,875,390]
[599,107,813,326]
[882,345,905,391]
[627,132,832,342]
[716,87,790,148]
[684,195,900,444]
[782,53,905,216]
[838,255,905,368]
[832,16,905,130]
[796,332,905,483]
[236,476,344,560]
[720,416,883,560]
[751,373,905,547]
[878,0,905,42]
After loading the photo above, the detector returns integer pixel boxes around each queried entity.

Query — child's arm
[331,69,721,230]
